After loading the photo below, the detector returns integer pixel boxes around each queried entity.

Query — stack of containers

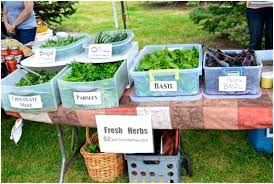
[56,30,136,109]
[203,50,263,98]
[130,44,203,98]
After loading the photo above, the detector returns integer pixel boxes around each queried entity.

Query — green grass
[1,2,273,183]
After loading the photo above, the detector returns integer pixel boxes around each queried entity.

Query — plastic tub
[56,60,128,109]
[248,128,273,153]
[203,50,263,95]
[1,68,63,112]
[130,44,203,97]
[32,33,89,61]
[83,30,134,56]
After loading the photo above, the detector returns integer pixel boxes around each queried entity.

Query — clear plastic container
[130,44,203,97]
[56,60,128,109]
[83,30,134,56]
[1,68,63,112]
[32,33,89,61]
[203,50,263,95]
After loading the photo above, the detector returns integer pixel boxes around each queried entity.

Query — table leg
[56,125,83,183]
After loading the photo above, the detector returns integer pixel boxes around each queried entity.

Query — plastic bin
[248,128,273,153]
[56,60,128,109]
[203,50,263,95]
[1,68,63,112]
[130,44,203,97]
[83,30,134,56]
[32,33,89,61]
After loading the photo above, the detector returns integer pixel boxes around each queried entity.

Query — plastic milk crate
[124,140,182,183]
[1,68,63,112]
[203,50,263,96]
[248,128,273,153]
[56,60,128,109]
[130,44,203,97]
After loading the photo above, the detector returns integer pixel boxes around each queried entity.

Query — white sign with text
[35,48,56,63]
[9,95,43,109]
[96,115,154,153]
[88,44,112,59]
[219,76,247,91]
[73,92,102,105]
[150,81,177,92]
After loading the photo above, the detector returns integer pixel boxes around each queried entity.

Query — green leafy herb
[94,30,128,44]
[64,61,122,82]
[85,143,100,153]
[137,47,199,71]
[41,35,84,48]
[16,70,58,86]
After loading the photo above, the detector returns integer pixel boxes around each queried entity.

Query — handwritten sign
[96,115,154,153]
[219,76,246,91]
[73,92,102,105]
[9,95,43,109]
[35,48,56,63]
[88,44,112,59]
[150,81,177,92]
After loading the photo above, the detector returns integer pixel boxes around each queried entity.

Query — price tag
[73,92,102,105]
[88,44,112,59]
[96,115,154,153]
[35,48,56,63]
[9,95,43,109]
[219,76,247,91]
[150,81,177,92]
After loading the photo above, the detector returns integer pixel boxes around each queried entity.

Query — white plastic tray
[21,42,139,67]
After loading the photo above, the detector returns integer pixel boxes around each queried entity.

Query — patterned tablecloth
[6,87,273,130]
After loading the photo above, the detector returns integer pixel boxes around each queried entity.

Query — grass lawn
[1,1,273,183]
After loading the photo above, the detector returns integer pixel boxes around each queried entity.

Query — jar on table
[5,55,17,73]
[1,60,9,78]
[1,46,10,62]
[9,45,23,63]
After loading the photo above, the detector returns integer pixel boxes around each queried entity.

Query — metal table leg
[56,125,83,183]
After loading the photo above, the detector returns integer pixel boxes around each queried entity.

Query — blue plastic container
[33,33,89,61]
[130,44,203,97]
[248,128,273,153]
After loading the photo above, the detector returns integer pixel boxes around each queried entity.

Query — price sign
[9,95,43,109]
[96,115,154,153]
[88,44,112,59]
[150,81,177,92]
[219,76,247,91]
[35,48,56,63]
[73,92,102,105]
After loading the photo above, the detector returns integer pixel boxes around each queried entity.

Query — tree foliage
[34,1,78,25]
[189,2,249,46]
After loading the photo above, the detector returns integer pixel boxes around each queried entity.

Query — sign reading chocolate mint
[9,95,43,109]
[73,91,102,105]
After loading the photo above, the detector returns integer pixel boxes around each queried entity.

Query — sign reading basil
[219,76,247,91]
[9,95,43,109]
[88,44,112,59]
[96,115,154,153]
[73,91,102,105]
[150,81,177,92]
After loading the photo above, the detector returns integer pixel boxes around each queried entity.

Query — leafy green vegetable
[16,70,58,86]
[137,47,199,71]
[85,143,100,153]
[94,30,128,44]
[64,61,122,82]
[41,35,84,48]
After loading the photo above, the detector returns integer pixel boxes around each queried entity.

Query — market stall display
[203,49,263,97]
[1,67,63,112]
[130,44,202,97]
[57,60,128,109]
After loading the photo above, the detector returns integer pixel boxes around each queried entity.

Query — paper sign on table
[96,115,154,153]
[9,95,43,109]
[88,44,112,59]
[150,81,177,92]
[73,92,102,105]
[219,76,247,91]
[35,48,56,63]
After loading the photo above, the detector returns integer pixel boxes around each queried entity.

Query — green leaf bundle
[16,70,58,86]
[41,35,84,48]
[94,30,128,44]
